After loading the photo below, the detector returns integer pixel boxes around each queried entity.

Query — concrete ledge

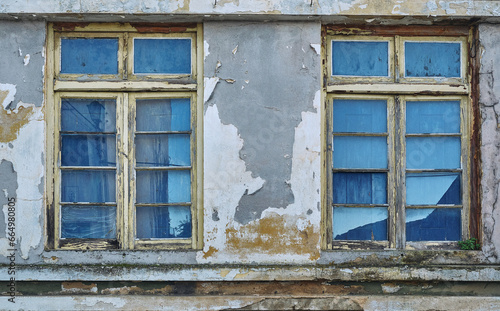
[3,264,500,282]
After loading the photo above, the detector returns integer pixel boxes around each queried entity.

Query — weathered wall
[201,21,322,264]
[0,10,500,311]
[2,0,500,18]
[479,24,500,263]
[0,21,45,261]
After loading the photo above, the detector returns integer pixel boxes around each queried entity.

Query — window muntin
[48,24,202,250]
[324,29,470,250]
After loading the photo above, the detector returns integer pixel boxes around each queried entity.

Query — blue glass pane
[61,38,118,74]
[136,98,190,131]
[136,206,191,239]
[406,173,461,205]
[61,206,116,239]
[332,41,388,77]
[333,207,387,240]
[136,170,191,204]
[61,99,116,132]
[136,134,190,167]
[333,136,387,169]
[406,137,460,169]
[61,170,116,203]
[134,38,191,74]
[405,42,461,78]
[406,208,461,241]
[333,173,387,204]
[333,99,387,133]
[61,134,116,167]
[406,101,460,134]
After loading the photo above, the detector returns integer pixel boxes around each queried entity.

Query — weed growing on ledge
[458,238,481,250]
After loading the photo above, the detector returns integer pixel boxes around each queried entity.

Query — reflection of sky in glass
[406,173,460,205]
[333,207,387,240]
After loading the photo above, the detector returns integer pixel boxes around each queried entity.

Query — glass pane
[136,170,191,204]
[406,101,460,134]
[136,134,190,167]
[134,38,191,74]
[332,41,388,77]
[406,137,460,169]
[61,134,116,167]
[406,208,461,241]
[405,42,461,78]
[61,38,118,74]
[136,206,191,239]
[136,98,190,132]
[61,170,116,203]
[333,207,387,240]
[406,173,461,205]
[333,136,387,169]
[61,205,116,239]
[61,99,116,132]
[333,173,387,204]
[333,99,387,133]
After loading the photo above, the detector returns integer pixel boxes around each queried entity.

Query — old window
[46,23,203,250]
[323,26,475,250]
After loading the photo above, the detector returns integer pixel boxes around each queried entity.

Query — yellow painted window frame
[322,29,472,250]
[45,23,204,250]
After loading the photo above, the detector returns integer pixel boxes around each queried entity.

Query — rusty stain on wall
[225,213,320,260]
[0,105,34,143]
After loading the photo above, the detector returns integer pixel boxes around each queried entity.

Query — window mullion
[394,95,406,249]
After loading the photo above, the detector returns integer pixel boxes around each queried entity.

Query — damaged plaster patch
[204,40,210,61]
[0,83,16,109]
[23,54,30,66]
[198,104,264,263]
[0,102,44,259]
[310,44,320,55]
[204,77,220,103]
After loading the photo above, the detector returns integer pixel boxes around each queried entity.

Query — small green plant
[458,238,480,250]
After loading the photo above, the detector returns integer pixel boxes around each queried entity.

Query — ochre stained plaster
[225,213,320,260]
[0,105,35,143]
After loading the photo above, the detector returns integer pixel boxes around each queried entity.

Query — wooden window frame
[322,25,478,250]
[46,23,204,250]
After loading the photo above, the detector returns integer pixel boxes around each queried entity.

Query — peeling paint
[198,104,265,263]
[23,54,30,66]
[0,102,44,259]
[204,40,210,61]
[0,83,16,110]
[204,77,220,103]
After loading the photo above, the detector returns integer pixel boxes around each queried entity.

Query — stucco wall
[0,11,499,290]
[479,23,500,263]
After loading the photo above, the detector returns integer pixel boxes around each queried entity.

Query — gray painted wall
[0,19,499,284]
